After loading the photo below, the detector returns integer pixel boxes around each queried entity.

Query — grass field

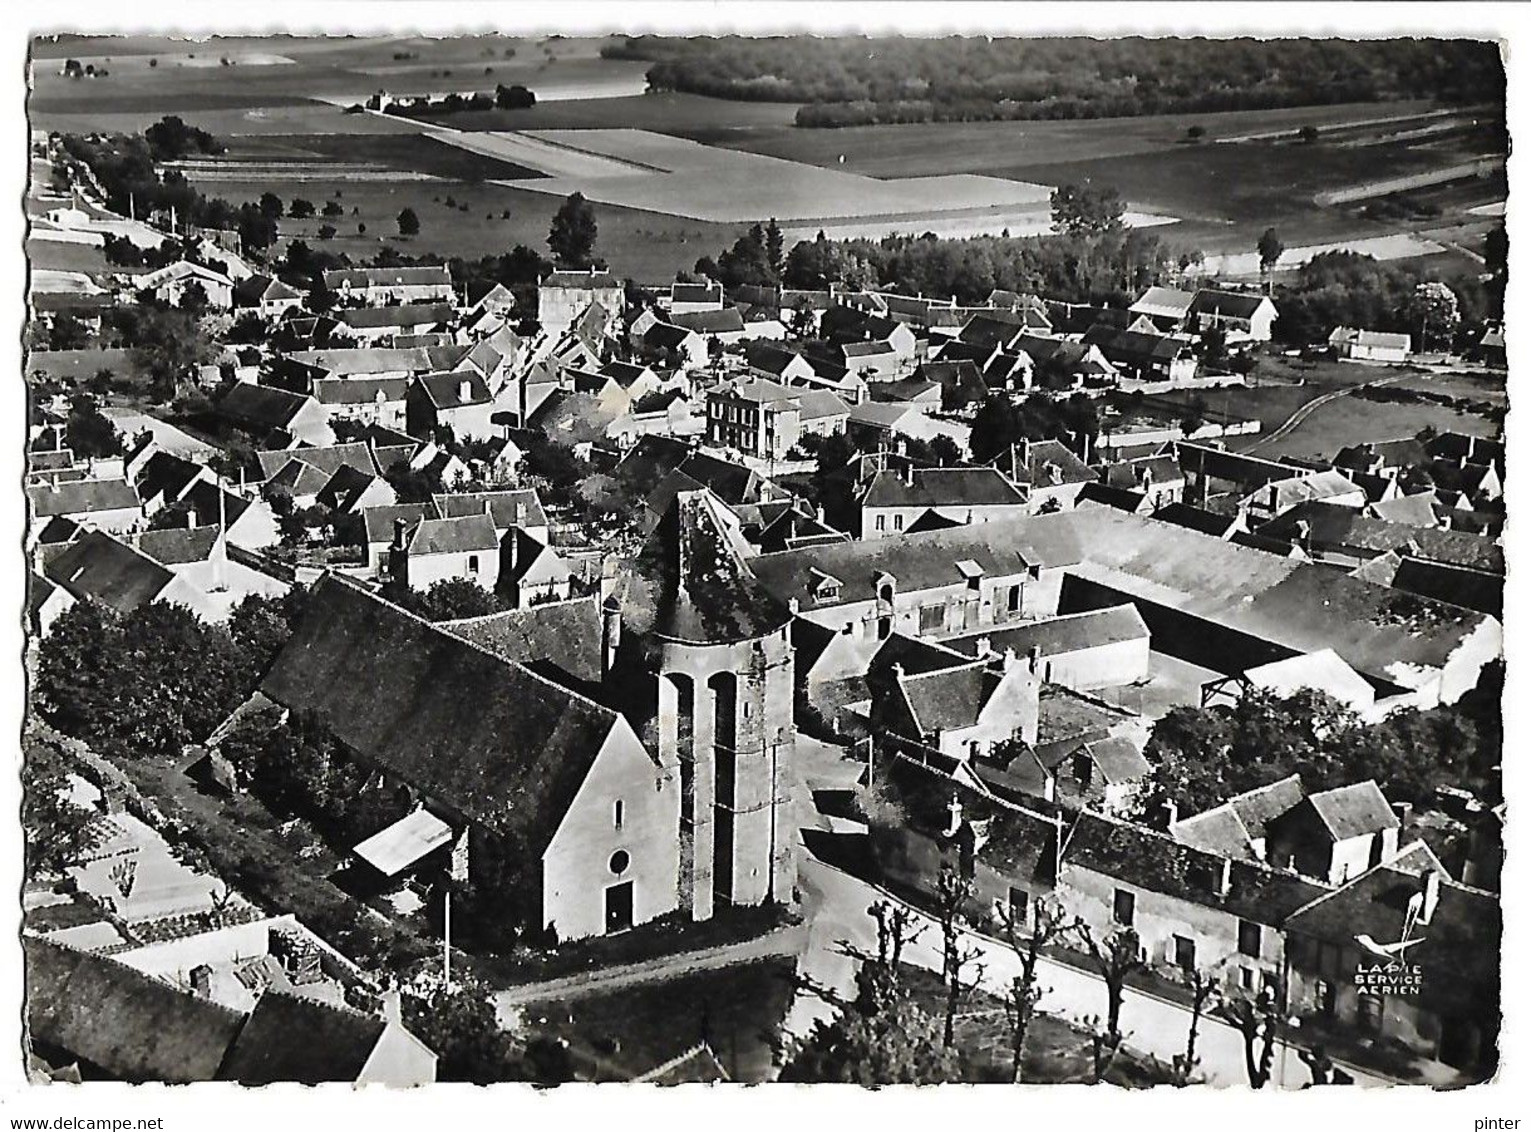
[1149,356,1503,463]
[209,131,548,181]
[30,36,1507,280]
[433,91,802,137]
[29,34,646,125]
[713,101,1446,178]
[174,173,744,280]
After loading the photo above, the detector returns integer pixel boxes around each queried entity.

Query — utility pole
[213,470,228,593]
[443,887,452,989]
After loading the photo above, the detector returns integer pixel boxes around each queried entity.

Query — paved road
[493,922,808,1019]
[787,848,1392,1088]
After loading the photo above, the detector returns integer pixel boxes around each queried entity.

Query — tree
[322,200,344,218]
[317,224,337,241]
[780,901,960,1084]
[1298,1044,1338,1087]
[143,115,222,161]
[547,192,598,268]
[64,394,123,458]
[1077,924,1145,1044]
[1179,393,1209,436]
[258,191,284,221]
[1484,223,1508,278]
[1185,124,1206,141]
[995,895,1070,1082]
[1227,989,1281,1088]
[47,312,92,350]
[130,306,215,402]
[397,207,421,238]
[1050,182,1126,237]
[393,578,508,622]
[236,201,279,251]
[929,434,963,467]
[1298,124,1320,144]
[494,83,536,109]
[402,975,521,1083]
[933,863,984,1049]
[289,198,316,219]
[1407,280,1461,352]
[1173,967,1220,1086]
[23,726,101,876]
[1257,227,1285,286]
[969,395,1023,464]
[34,601,249,762]
[226,587,310,683]
[765,217,786,279]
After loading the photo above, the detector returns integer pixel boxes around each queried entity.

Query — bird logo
[1354,933,1423,961]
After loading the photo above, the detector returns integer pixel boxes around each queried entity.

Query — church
[248,488,798,942]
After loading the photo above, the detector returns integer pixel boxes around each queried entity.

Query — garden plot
[432,126,1056,223]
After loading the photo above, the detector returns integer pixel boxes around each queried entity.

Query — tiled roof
[133,526,220,566]
[1188,289,1271,320]
[862,467,1026,510]
[216,383,313,430]
[1065,505,1496,682]
[413,371,491,409]
[258,442,375,483]
[218,992,388,1085]
[1304,781,1400,841]
[944,605,1149,660]
[29,477,140,518]
[43,531,175,614]
[434,489,546,530]
[1063,810,1331,927]
[24,937,247,1083]
[751,510,1083,608]
[260,574,631,843]
[361,501,441,545]
[324,265,451,289]
[405,513,498,555]
[442,595,602,683]
[338,304,454,331]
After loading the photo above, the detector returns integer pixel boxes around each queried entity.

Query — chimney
[974,635,991,659]
[186,507,198,530]
[601,595,622,680]
[788,597,800,616]
[815,504,825,523]
[392,517,408,551]
[1163,799,1179,829]
[1218,856,1233,897]
[458,378,474,404]
[1001,647,1019,672]
[1393,801,1413,828]
[1027,645,1041,674]
[1419,869,1441,926]
[189,965,213,1000]
[890,662,905,682]
[515,500,527,527]
[902,461,915,488]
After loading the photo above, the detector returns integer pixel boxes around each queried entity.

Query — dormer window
[810,569,843,604]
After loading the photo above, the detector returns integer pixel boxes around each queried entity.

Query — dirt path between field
[1240,372,1413,452]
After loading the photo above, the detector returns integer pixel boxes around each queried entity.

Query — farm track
[1240,373,1413,452]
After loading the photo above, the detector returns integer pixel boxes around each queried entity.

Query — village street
[784,841,1394,1089]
